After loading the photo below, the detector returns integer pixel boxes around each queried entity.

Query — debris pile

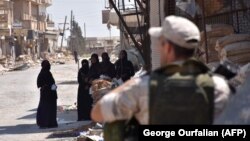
[42,49,73,65]
[199,24,234,64]
[0,64,8,73]
[215,34,250,65]
[0,57,7,65]
[57,104,77,112]
[77,123,104,141]
[16,55,40,67]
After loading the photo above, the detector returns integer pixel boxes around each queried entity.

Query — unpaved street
[0,62,90,141]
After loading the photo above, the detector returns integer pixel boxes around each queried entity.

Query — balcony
[41,0,52,6]
[47,22,55,28]
[0,1,13,9]
[23,20,38,30]
[22,14,38,21]
[29,0,42,5]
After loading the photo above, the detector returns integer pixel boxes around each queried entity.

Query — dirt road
[0,62,90,141]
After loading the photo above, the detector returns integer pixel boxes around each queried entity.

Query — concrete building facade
[0,0,57,61]
[0,0,13,58]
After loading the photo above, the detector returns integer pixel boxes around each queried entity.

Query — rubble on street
[0,49,74,73]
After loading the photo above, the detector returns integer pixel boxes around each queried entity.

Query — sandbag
[215,34,250,51]
[199,24,234,63]
[201,24,234,42]
[220,42,250,65]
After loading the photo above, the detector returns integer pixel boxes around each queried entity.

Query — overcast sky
[47,0,120,38]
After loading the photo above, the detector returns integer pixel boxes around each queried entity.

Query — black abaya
[77,67,93,121]
[37,68,58,128]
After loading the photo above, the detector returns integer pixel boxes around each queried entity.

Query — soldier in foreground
[91,16,231,125]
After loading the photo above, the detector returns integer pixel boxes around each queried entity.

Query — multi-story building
[11,0,53,57]
[0,0,13,57]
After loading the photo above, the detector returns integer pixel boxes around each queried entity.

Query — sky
[47,0,120,38]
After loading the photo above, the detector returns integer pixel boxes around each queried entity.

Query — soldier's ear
[166,42,173,54]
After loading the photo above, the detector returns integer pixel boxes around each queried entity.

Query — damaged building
[0,0,58,66]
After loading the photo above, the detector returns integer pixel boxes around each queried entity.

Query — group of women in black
[36,50,135,128]
[77,50,135,121]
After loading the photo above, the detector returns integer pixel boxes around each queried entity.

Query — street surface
[1,61,250,141]
[0,62,90,141]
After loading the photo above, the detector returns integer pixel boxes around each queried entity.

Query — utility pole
[70,11,73,30]
[60,16,67,49]
[84,22,86,39]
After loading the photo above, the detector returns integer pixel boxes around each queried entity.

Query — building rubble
[0,48,74,73]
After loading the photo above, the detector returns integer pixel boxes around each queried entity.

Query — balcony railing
[47,22,55,28]
[23,20,38,30]
[22,14,38,21]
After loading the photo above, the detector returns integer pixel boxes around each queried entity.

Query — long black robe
[36,69,58,128]
[100,61,116,78]
[88,63,101,80]
[77,67,93,121]
[115,59,135,82]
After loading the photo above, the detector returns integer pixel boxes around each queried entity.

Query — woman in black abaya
[36,60,58,128]
[77,59,92,121]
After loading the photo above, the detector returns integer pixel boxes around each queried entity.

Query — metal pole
[201,0,209,63]
[134,0,143,42]
[135,0,145,14]
[109,0,144,60]
[84,23,86,39]
[60,16,67,49]
[70,10,73,30]
[122,0,125,11]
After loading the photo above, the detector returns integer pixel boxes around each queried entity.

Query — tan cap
[149,15,200,49]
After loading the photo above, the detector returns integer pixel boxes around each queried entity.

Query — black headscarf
[119,50,128,61]
[115,50,135,81]
[101,52,110,63]
[91,53,99,64]
[80,59,89,74]
[37,60,55,89]
[88,54,100,80]
[41,60,51,71]
[100,52,115,78]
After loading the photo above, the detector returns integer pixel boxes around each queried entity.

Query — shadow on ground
[1,108,90,137]
[57,81,78,85]
[0,124,58,135]
[17,113,36,120]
